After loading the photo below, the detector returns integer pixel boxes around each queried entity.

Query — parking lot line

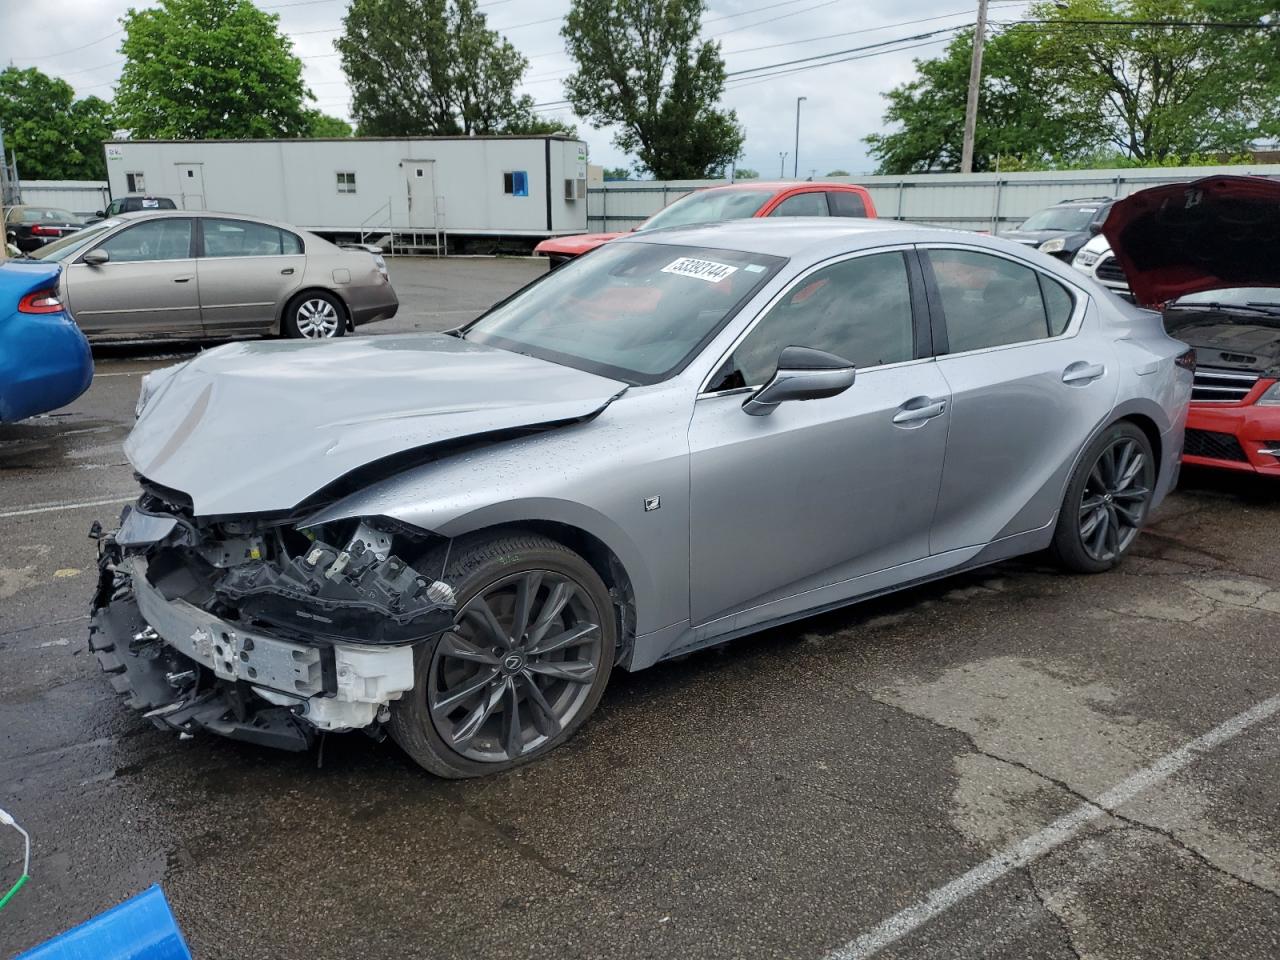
[823,692,1280,960]
[0,496,134,520]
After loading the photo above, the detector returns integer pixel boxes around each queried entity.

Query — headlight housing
[135,361,189,419]
[1039,237,1066,254]
[1257,381,1280,406]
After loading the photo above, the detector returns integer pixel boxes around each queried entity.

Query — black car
[4,206,84,252]
[999,196,1115,262]
[85,195,178,224]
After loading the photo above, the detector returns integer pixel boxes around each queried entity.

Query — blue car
[0,261,93,422]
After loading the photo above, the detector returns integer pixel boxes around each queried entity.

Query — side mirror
[94,210,105,218]
[82,249,110,266]
[742,346,856,417]
[1088,221,1103,235]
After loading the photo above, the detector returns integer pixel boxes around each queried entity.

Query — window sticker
[661,257,739,283]
[744,264,766,273]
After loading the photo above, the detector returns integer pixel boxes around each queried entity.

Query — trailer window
[126,172,146,192]
[503,171,529,197]
[336,171,357,194]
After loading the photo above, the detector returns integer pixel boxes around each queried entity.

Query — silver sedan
[29,210,397,340]
[92,216,1191,777]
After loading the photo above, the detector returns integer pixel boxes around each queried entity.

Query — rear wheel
[390,533,616,778]
[283,291,346,339]
[1051,421,1155,573]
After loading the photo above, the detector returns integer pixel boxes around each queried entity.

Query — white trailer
[102,136,589,253]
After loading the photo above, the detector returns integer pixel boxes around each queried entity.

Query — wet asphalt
[2,257,1278,960]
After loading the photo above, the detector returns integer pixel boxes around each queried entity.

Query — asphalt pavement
[1,256,1278,960]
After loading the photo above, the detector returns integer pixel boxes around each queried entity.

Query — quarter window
[928,249,1058,353]
[202,218,301,257]
[94,218,192,263]
[336,171,357,194]
[1040,274,1075,335]
[769,192,829,217]
[716,252,915,389]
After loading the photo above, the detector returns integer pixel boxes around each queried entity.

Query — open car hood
[1102,175,1280,306]
[124,334,626,517]
[534,232,625,257]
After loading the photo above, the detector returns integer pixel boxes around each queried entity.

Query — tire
[1051,421,1156,573]
[283,290,346,339]
[390,532,617,778]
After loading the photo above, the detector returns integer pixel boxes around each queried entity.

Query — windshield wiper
[1167,301,1280,316]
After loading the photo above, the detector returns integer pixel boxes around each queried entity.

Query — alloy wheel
[1078,436,1152,563]
[427,571,604,763]
[295,298,341,338]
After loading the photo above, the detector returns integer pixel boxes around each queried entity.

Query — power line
[709,0,842,39]
[725,35,956,89]
[20,29,122,61]
[725,26,962,79]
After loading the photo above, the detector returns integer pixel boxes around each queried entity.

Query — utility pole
[779,151,788,177]
[793,96,807,178]
[960,0,989,174]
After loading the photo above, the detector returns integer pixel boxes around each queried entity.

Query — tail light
[18,288,65,314]
[1175,348,1196,372]
[30,225,60,236]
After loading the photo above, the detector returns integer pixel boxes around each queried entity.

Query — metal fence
[14,180,111,218]
[587,164,1280,234]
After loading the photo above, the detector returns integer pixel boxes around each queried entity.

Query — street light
[793,96,807,179]
[779,151,789,177]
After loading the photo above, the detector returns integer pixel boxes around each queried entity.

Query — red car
[1104,175,1280,476]
[535,181,878,267]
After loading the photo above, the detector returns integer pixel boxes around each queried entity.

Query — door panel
[197,218,304,332]
[65,218,200,337]
[923,248,1119,553]
[688,362,951,628]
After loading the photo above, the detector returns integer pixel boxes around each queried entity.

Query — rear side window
[769,192,829,217]
[929,249,1055,353]
[827,191,867,217]
[720,251,915,387]
[202,218,298,257]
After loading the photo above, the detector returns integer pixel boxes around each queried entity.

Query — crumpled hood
[1103,175,1280,306]
[534,232,624,257]
[125,334,627,516]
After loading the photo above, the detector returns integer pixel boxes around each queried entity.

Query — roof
[699,180,868,193]
[613,216,1070,267]
[109,208,325,237]
[102,134,583,145]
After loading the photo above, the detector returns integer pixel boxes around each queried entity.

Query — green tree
[601,166,632,180]
[733,167,759,178]
[562,0,744,179]
[0,67,112,180]
[825,169,851,177]
[305,111,353,137]
[114,0,311,138]
[867,0,1279,174]
[337,0,573,136]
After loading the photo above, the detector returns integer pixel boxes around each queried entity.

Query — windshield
[1018,206,1098,233]
[29,220,122,262]
[21,208,78,223]
[466,241,786,384]
[1174,287,1280,308]
[640,189,775,232]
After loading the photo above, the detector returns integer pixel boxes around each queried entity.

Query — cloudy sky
[2,0,1032,176]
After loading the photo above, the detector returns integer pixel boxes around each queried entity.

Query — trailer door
[175,163,205,210]
[402,159,437,230]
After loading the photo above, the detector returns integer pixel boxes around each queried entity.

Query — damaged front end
[89,482,456,753]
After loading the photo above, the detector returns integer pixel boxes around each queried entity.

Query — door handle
[1062,361,1105,384]
[281,267,295,275]
[893,397,947,425]
[173,276,193,283]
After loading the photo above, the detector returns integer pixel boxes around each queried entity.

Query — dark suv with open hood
[1001,197,1115,262]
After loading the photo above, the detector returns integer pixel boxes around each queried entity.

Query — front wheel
[1051,421,1155,573]
[390,533,616,778]
[283,291,346,339]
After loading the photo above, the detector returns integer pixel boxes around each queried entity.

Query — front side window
[713,252,915,389]
[769,192,829,218]
[95,218,193,263]
[929,249,1059,353]
[336,171,357,194]
[202,218,296,257]
[466,242,786,384]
